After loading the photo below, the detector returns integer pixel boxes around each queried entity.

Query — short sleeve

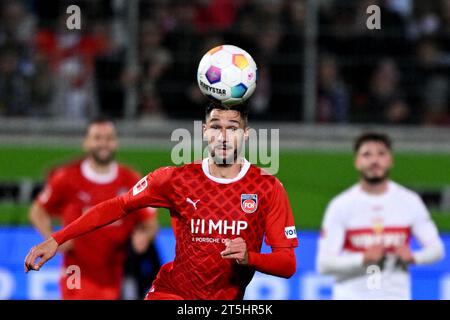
[36,170,69,216]
[121,166,175,212]
[264,180,298,248]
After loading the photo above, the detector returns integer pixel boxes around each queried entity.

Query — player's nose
[216,130,227,143]
[370,161,381,168]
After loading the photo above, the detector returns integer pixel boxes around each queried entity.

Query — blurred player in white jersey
[317,132,445,299]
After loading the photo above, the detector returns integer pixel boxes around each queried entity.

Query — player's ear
[388,152,394,169]
[354,154,360,170]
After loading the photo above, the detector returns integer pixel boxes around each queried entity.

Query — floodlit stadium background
[0,0,449,299]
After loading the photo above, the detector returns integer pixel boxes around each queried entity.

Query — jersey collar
[201,158,251,184]
[356,180,394,198]
[81,159,118,184]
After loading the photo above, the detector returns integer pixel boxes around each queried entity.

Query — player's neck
[208,158,244,179]
[86,158,114,174]
[360,179,389,195]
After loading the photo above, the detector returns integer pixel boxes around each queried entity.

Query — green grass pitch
[0,146,449,231]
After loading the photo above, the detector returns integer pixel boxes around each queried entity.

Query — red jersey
[122,159,298,299]
[37,159,156,299]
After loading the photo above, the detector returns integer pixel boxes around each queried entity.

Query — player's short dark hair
[205,102,249,125]
[85,116,116,135]
[354,132,392,153]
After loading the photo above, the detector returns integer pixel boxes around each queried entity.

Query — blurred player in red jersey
[25,103,298,300]
[28,118,159,300]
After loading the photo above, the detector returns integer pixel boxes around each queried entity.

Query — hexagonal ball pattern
[206,66,221,84]
[242,83,256,101]
[211,49,232,69]
[221,65,242,87]
[241,66,257,87]
[222,45,243,55]
[207,45,223,55]
[232,54,249,70]
[197,54,211,76]
[231,83,248,98]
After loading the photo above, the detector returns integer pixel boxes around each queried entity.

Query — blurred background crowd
[1,0,450,124]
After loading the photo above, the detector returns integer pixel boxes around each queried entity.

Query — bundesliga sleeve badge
[132,176,148,196]
[241,194,258,214]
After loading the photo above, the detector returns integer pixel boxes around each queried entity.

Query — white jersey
[317,181,444,300]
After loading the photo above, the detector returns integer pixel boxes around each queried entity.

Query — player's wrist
[247,251,257,266]
[42,231,53,240]
[411,252,419,265]
[50,231,64,246]
[363,254,382,265]
[236,251,249,265]
[403,254,415,265]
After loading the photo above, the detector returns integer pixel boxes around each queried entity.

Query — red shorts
[60,277,120,300]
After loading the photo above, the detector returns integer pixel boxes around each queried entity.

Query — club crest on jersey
[241,194,258,214]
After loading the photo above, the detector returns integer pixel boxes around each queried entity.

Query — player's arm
[29,201,52,239]
[29,173,75,253]
[222,180,298,279]
[247,248,296,278]
[221,237,296,278]
[25,195,135,272]
[29,171,67,240]
[316,199,380,276]
[131,209,159,254]
[24,167,174,272]
[397,195,445,265]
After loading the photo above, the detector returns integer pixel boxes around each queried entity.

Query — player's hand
[131,227,151,254]
[220,237,248,265]
[363,244,385,265]
[394,245,415,264]
[24,237,58,273]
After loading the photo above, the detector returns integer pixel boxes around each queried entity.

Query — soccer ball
[197,45,257,106]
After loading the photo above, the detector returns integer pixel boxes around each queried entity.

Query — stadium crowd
[0,0,449,124]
